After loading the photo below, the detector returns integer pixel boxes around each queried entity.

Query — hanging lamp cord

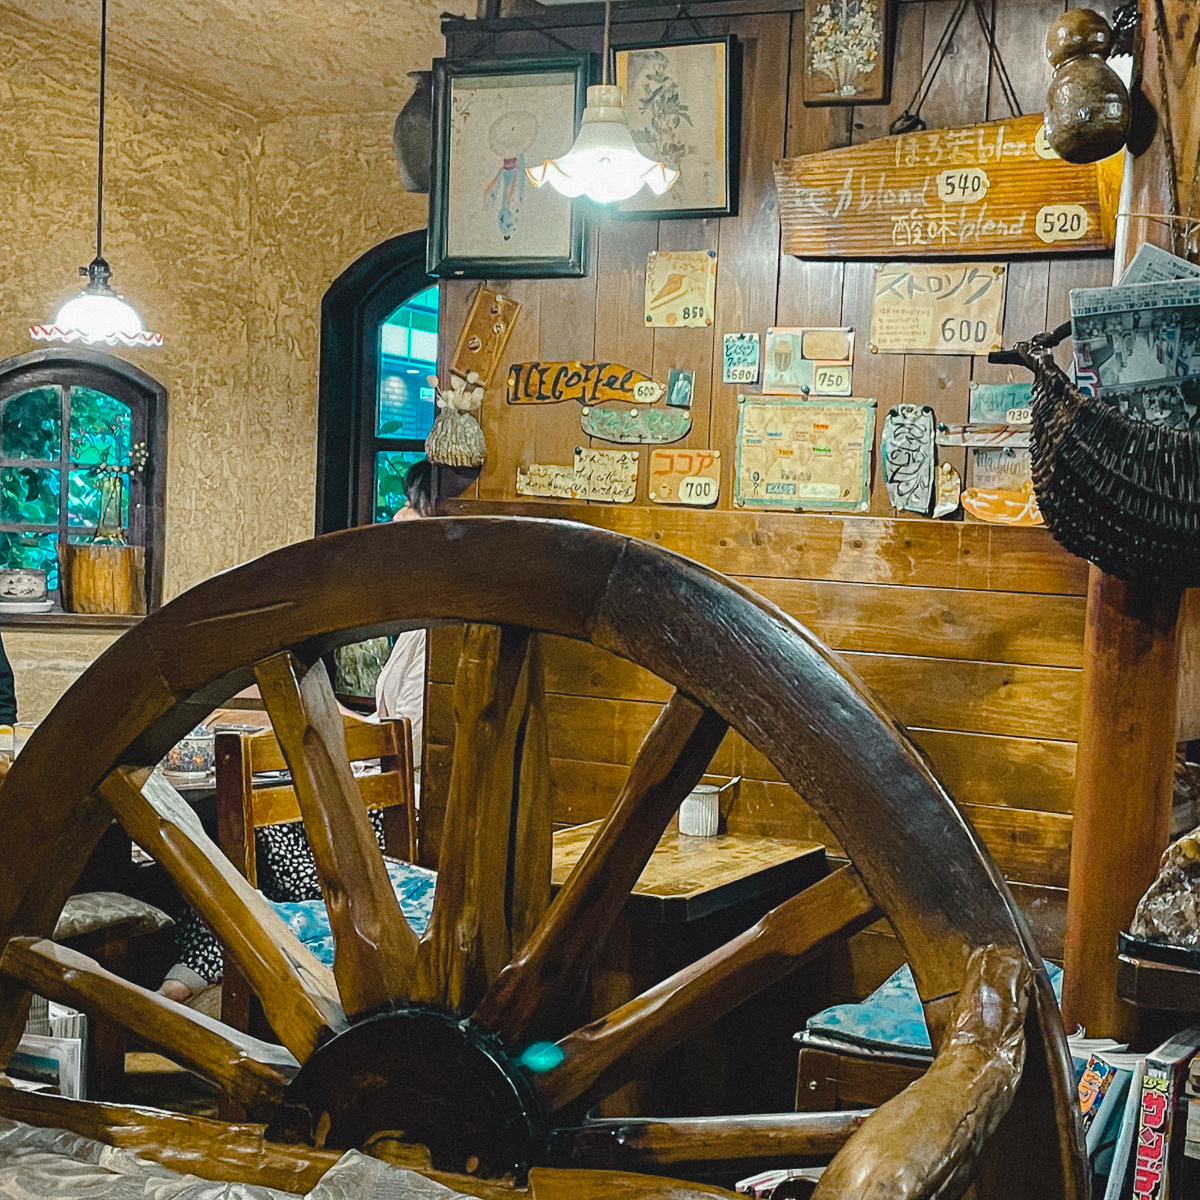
[601,0,611,86]
[95,0,107,263]
[890,0,1022,136]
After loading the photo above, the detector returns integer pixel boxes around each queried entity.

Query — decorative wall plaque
[580,405,692,444]
[645,250,717,327]
[723,333,760,384]
[448,286,521,384]
[881,404,935,514]
[803,0,893,107]
[968,381,1033,424]
[734,397,875,511]
[869,263,1007,355]
[506,362,663,405]
[961,480,1044,526]
[666,368,695,408]
[774,113,1121,259]
[516,447,639,502]
[932,462,962,518]
[763,327,855,395]
[648,448,721,506]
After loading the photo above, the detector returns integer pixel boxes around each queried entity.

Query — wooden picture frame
[802,0,894,107]
[427,56,590,279]
[610,36,741,220]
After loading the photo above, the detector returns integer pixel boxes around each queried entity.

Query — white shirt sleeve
[374,629,426,764]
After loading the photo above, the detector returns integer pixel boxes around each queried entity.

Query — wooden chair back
[215,714,417,888]
[214,713,415,1061]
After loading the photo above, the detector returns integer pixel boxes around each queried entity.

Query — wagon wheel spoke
[414,624,533,1014]
[509,634,552,953]
[528,1167,742,1200]
[555,1111,868,1174]
[474,693,729,1045]
[98,766,344,1061]
[255,651,418,1019]
[531,865,878,1113]
[0,937,297,1111]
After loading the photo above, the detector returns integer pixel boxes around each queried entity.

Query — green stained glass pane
[2,389,61,461]
[374,450,423,522]
[0,531,59,591]
[1,467,60,525]
[70,387,131,466]
[68,469,128,528]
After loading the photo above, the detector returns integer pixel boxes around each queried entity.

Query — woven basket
[991,326,1200,588]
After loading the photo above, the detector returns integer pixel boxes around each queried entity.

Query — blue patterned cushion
[268,858,437,966]
[805,961,1064,1055]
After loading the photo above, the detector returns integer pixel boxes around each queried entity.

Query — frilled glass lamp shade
[31,257,162,348]
[526,85,679,204]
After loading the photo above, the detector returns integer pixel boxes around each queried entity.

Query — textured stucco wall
[0,7,428,712]
[6,630,122,721]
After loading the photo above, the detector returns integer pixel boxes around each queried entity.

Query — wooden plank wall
[427,0,1116,1003]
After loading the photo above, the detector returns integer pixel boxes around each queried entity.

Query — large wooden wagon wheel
[0,518,1084,1200]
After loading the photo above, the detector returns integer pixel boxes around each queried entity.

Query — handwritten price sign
[649,448,721,506]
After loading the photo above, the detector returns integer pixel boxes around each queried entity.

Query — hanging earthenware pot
[1043,9,1130,164]
[392,70,432,193]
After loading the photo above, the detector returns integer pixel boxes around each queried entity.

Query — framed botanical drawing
[610,37,741,220]
[427,56,590,278]
[803,0,894,106]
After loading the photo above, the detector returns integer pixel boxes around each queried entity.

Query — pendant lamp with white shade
[525,0,680,204]
[30,0,162,349]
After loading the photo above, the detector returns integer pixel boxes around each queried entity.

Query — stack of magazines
[1070,243,1200,430]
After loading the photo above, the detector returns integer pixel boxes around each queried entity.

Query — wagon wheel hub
[266,1007,547,1178]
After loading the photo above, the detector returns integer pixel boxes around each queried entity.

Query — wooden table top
[551,822,826,924]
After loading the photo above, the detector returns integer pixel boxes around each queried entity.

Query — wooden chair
[214,713,416,1042]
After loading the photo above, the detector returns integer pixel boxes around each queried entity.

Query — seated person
[159,462,434,1003]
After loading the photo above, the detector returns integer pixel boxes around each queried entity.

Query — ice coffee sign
[774,112,1120,258]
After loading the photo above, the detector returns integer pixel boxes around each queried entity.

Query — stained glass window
[0,385,139,592]
[373,286,439,521]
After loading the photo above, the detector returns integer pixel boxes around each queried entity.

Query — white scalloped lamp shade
[526,85,679,204]
[31,272,162,348]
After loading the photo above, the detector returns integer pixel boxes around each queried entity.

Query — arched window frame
[317,230,436,533]
[0,347,167,617]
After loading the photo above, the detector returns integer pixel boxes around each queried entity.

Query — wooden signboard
[506,362,663,405]
[734,397,875,512]
[448,286,522,385]
[648,448,721,506]
[774,113,1121,258]
[581,405,691,444]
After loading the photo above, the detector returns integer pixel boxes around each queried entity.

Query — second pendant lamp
[30,0,161,348]
[525,0,680,204]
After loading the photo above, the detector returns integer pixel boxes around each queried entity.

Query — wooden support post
[1061,0,1197,1039]
[1063,576,1181,1039]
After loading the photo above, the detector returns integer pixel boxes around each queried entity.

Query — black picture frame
[608,35,741,221]
[427,55,591,279]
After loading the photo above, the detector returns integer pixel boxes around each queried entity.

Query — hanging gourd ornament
[1043,9,1130,164]
[424,371,487,468]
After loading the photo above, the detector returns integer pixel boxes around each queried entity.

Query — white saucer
[0,599,55,614]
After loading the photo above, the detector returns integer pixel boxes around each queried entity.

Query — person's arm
[0,632,17,725]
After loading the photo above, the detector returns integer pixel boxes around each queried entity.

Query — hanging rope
[890,0,1022,136]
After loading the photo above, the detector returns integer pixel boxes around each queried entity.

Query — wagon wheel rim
[0,517,1084,1200]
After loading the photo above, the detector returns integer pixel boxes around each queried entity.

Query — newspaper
[1119,243,1200,287]
[1070,277,1200,429]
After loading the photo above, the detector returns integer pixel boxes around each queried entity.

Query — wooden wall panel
[429,0,1102,999]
